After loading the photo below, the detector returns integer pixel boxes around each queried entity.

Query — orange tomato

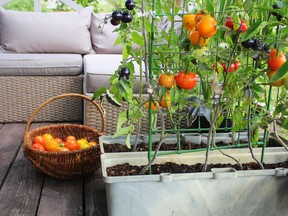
[45,139,60,152]
[160,91,171,108]
[65,135,77,142]
[158,73,175,88]
[188,29,209,47]
[195,10,208,24]
[65,139,80,151]
[145,101,159,111]
[197,15,217,38]
[32,143,45,151]
[183,14,196,30]
[33,136,45,146]
[42,133,53,143]
[266,70,284,87]
[267,49,286,71]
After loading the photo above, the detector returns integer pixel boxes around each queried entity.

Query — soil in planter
[103,140,282,153]
[107,160,288,176]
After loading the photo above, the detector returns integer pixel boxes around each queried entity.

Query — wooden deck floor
[0,123,108,216]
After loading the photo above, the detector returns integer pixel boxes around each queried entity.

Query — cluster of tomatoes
[32,134,97,152]
[225,17,248,32]
[266,48,287,88]
[110,0,135,26]
[145,70,198,110]
[213,61,241,73]
[183,10,217,47]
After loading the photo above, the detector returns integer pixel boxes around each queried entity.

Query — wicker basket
[23,93,106,179]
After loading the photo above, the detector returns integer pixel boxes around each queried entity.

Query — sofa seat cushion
[0,53,83,76]
[83,54,142,93]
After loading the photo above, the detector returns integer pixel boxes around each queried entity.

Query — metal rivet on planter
[160,173,172,182]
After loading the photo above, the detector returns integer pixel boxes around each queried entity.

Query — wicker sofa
[0,6,176,134]
[0,7,126,129]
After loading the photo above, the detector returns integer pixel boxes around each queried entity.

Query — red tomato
[227,63,235,72]
[225,17,234,29]
[237,20,248,32]
[33,136,45,146]
[175,71,197,90]
[267,49,286,71]
[32,143,45,151]
[234,61,241,70]
[65,139,80,151]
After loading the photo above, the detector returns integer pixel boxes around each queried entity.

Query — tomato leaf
[92,87,107,100]
[112,125,134,138]
[269,61,288,82]
[125,133,132,149]
[241,21,268,41]
[187,107,199,127]
[116,110,128,131]
[131,31,144,46]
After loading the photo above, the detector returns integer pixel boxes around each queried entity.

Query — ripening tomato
[197,15,217,38]
[88,141,97,147]
[189,29,209,47]
[266,70,284,87]
[32,143,45,151]
[183,14,196,30]
[65,139,80,151]
[267,49,286,71]
[175,71,197,90]
[145,101,159,111]
[42,133,53,143]
[65,135,77,142]
[225,17,234,29]
[33,136,45,146]
[158,73,175,88]
[160,91,171,108]
[45,139,60,152]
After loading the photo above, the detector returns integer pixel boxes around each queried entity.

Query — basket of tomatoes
[23,93,106,179]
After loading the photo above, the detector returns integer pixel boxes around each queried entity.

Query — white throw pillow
[90,12,123,54]
[0,7,94,54]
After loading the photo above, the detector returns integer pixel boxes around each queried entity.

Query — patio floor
[0,123,108,216]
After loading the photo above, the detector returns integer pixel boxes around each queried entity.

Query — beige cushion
[83,54,143,93]
[0,53,83,75]
[90,13,123,54]
[0,7,93,54]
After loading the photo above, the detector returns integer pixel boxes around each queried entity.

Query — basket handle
[24,93,106,137]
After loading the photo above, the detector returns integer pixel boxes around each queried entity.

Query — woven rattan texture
[0,76,83,122]
[24,124,103,179]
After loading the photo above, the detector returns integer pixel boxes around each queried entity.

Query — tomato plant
[175,71,197,90]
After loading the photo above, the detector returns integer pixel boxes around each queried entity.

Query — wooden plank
[37,177,83,216]
[0,136,44,215]
[84,169,108,216]
[0,123,26,187]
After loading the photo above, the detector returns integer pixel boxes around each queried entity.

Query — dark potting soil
[103,140,282,153]
[106,160,288,176]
